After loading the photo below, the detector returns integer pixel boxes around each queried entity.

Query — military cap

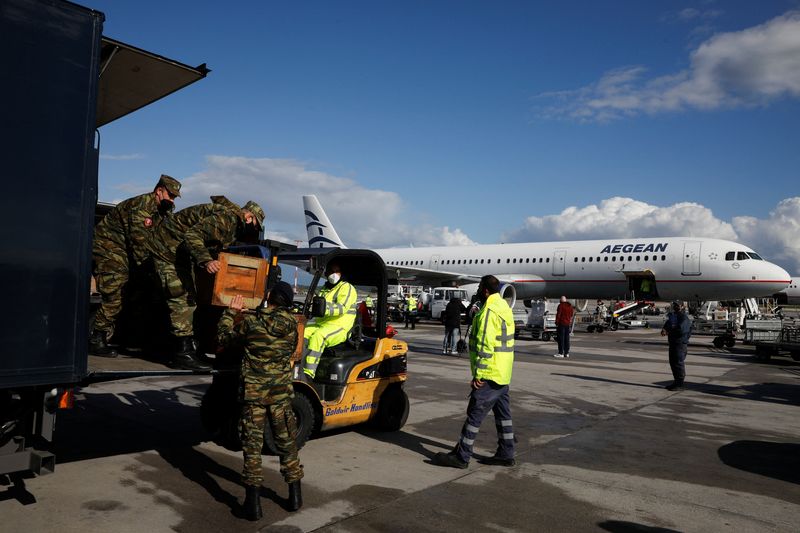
[243,201,265,227]
[157,174,181,197]
[269,281,295,307]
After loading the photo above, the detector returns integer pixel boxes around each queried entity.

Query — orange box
[211,252,269,308]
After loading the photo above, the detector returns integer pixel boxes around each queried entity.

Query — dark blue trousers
[668,342,687,383]
[455,380,514,463]
[556,325,570,355]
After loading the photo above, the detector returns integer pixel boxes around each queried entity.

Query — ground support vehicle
[0,0,208,477]
[515,301,559,341]
[693,318,737,349]
[202,248,410,454]
[429,287,470,322]
[588,301,651,333]
[741,318,800,362]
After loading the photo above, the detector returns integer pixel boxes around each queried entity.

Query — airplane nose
[766,262,791,291]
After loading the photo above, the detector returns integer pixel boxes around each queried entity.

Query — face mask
[158,199,174,213]
[327,273,341,285]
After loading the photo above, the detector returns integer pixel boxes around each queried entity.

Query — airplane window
[581,257,586,263]
[604,257,608,262]
[588,257,593,262]
[574,257,578,262]
[737,252,748,260]
[497,259,500,263]
[546,258,550,263]
[747,252,763,260]
[596,257,600,262]
[628,256,632,262]
[636,256,640,261]
[612,257,616,262]
[506,259,510,263]
[644,255,649,261]
[725,252,735,260]
[661,255,666,261]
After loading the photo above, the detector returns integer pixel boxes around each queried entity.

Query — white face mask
[327,272,341,285]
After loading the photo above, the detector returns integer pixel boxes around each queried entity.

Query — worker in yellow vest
[404,294,418,330]
[303,261,358,378]
[433,275,515,468]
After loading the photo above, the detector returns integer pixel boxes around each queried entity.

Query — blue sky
[92,1,800,271]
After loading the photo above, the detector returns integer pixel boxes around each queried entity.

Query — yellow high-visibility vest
[468,293,515,385]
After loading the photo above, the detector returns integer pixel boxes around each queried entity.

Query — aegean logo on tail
[599,243,668,254]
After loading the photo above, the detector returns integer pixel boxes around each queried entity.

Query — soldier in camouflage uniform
[217,283,304,521]
[91,174,181,356]
[147,197,265,369]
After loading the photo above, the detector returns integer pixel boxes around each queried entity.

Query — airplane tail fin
[303,195,346,248]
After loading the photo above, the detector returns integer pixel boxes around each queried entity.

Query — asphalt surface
[2,321,799,532]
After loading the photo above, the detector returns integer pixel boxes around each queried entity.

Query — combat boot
[169,338,211,370]
[287,480,302,511]
[89,330,118,358]
[243,485,262,521]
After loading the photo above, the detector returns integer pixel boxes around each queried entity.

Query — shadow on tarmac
[356,428,451,459]
[718,440,800,485]
[0,474,37,505]
[598,520,681,532]
[551,373,668,389]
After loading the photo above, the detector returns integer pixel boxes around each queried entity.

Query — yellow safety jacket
[317,281,358,328]
[469,293,515,385]
[406,296,417,313]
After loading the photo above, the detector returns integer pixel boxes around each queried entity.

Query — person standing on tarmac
[217,284,303,521]
[302,261,358,378]
[91,174,181,357]
[405,293,418,330]
[661,301,692,391]
[442,296,466,354]
[147,197,265,369]
[433,275,516,469]
[553,296,574,359]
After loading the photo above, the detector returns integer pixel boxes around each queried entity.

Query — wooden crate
[210,252,268,308]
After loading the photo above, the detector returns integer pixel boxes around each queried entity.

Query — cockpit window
[747,252,763,260]
[725,252,735,261]
[736,252,749,261]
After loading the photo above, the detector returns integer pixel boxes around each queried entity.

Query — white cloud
[503,196,800,273]
[179,156,475,248]
[732,198,800,274]
[538,11,800,121]
[100,153,145,161]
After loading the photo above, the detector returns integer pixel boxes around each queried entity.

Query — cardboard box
[211,252,269,308]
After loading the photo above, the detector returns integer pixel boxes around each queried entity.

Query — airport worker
[365,295,374,309]
[147,197,265,369]
[433,275,516,469]
[640,278,653,299]
[217,283,303,521]
[442,296,466,354]
[302,260,358,378]
[553,296,574,358]
[660,301,692,391]
[91,174,181,357]
[405,293,418,330]
[595,300,608,320]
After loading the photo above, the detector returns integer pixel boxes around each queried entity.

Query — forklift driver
[302,261,358,378]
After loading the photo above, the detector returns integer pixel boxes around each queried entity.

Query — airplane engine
[460,283,516,309]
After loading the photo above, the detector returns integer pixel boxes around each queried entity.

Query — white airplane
[303,195,791,306]
[775,277,800,305]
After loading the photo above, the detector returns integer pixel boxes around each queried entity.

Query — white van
[430,287,470,320]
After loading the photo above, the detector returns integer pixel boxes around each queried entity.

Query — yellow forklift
[201,246,409,454]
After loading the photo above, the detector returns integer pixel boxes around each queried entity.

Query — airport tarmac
[1,321,799,532]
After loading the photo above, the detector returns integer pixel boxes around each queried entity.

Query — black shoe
[170,338,211,370]
[666,382,685,391]
[478,455,516,467]
[89,330,118,358]
[432,452,468,469]
[243,485,262,521]
[287,480,302,512]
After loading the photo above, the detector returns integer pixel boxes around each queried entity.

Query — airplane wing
[385,264,482,285]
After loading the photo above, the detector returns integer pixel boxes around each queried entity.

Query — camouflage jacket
[94,192,168,265]
[148,196,241,264]
[217,306,298,403]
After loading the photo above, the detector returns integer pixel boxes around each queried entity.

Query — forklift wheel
[371,386,410,431]
[587,325,595,333]
[712,336,725,349]
[263,392,316,455]
[596,326,604,333]
[542,333,551,342]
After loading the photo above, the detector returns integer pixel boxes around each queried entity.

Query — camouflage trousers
[240,398,304,486]
[93,248,129,337]
[152,258,196,337]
